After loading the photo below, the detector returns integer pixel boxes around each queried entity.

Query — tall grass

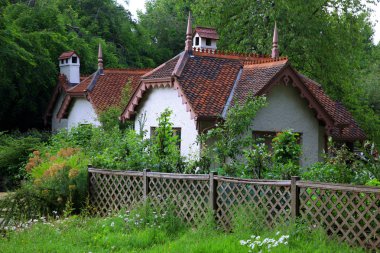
[0,203,365,253]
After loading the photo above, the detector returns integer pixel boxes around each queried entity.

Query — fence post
[87,165,92,199]
[291,176,300,220]
[143,169,151,201]
[209,171,218,213]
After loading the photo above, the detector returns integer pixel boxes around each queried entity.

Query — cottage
[120,14,365,167]
[45,45,150,131]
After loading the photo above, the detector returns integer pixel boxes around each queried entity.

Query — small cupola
[192,26,219,51]
[58,51,80,85]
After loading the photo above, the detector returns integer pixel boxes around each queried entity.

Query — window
[253,131,302,151]
[61,59,64,64]
[72,56,77,63]
[206,38,212,46]
[253,131,277,151]
[151,127,182,150]
[65,59,68,64]
[195,37,199,46]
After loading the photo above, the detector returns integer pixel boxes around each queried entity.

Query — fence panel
[298,181,380,249]
[88,168,144,215]
[215,177,292,229]
[88,168,380,250]
[147,173,210,224]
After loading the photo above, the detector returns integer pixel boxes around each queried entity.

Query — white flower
[110,222,115,227]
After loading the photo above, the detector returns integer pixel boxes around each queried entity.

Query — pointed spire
[271,22,279,59]
[185,11,193,52]
[98,43,103,70]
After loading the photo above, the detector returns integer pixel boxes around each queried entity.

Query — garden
[0,97,379,252]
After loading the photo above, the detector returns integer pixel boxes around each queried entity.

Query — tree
[0,0,156,131]
[138,0,192,63]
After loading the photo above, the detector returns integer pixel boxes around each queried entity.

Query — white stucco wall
[59,54,80,84]
[52,93,68,132]
[251,85,324,167]
[134,87,199,158]
[67,98,100,129]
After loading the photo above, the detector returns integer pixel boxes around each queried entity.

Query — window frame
[252,130,302,151]
[195,37,200,46]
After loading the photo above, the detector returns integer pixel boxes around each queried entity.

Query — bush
[302,141,379,184]
[150,109,183,173]
[26,147,88,213]
[0,130,47,190]
[266,130,301,180]
[200,95,267,176]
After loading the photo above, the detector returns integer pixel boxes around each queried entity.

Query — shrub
[200,95,267,176]
[302,140,379,184]
[27,148,88,212]
[150,109,183,173]
[269,130,301,179]
[0,130,47,190]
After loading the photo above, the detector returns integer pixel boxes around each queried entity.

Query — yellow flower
[34,178,42,186]
[68,168,79,179]
[69,184,76,191]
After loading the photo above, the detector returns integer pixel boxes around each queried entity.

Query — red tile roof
[193,27,219,40]
[142,55,180,79]
[58,51,78,60]
[233,61,288,105]
[88,69,148,112]
[178,56,242,117]
[49,68,151,122]
[122,49,365,141]
[301,76,366,140]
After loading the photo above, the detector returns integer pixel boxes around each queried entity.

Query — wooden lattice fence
[88,167,380,250]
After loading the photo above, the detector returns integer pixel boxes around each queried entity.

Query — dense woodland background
[0,0,379,145]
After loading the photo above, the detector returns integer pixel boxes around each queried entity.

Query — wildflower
[68,168,79,179]
[34,178,42,186]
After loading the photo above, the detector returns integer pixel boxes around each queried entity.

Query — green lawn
[0,211,365,253]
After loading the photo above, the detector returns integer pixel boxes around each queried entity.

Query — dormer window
[206,38,212,46]
[195,37,199,46]
[72,56,77,63]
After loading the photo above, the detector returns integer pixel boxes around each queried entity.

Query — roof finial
[271,22,279,59]
[185,11,192,52]
[98,43,103,70]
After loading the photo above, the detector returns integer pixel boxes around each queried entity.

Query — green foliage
[302,141,380,184]
[270,130,302,179]
[201,95,267,176]
[0,0,157,131]
[26,148,88,212]
[0,131,47,190]
[0,209,365,253]
[138,0,192,63]
[243,142,271,179]
[89,127,150,170]
[98,106,133,131]
[150,109,182,172]
[98,81,133,131]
